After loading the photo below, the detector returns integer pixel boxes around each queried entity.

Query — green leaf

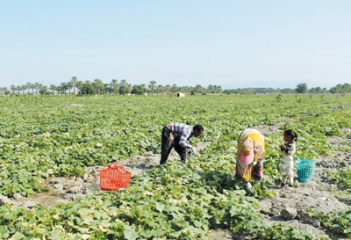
[11,232,25,240]
[124,229,138,240]
[331,224,341,230]
[0,225,8,236]
[155,203,165,212]
[50,230,65,240]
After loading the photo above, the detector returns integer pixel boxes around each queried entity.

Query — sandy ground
[3,124,351,239]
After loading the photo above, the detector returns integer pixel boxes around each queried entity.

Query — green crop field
[1,94,351,239]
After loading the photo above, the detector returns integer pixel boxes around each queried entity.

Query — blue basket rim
[294,156,316,162]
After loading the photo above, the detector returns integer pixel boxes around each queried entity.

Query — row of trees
[2,77,222,95]
[223,83,351,95]
[1,78,350,95]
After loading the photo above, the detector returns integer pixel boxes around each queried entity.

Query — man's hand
[191,146,196,155]
[187,146,196,156]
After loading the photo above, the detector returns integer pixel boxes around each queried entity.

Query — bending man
[160,122,204,165]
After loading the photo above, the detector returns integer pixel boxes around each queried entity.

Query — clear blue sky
[1,0,350,90]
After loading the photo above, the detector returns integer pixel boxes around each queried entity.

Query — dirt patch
[253,119,298,136]
[341,128,351,135]
[121,142,211,176]
[3,142,211,209]
[253,122,286,136]
[327,134,351,153]
[208,229,234,239]
[327,136,349,145]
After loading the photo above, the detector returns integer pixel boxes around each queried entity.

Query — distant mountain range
[221,80,336,90]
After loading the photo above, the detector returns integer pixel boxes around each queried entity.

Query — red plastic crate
[100,163,131,191]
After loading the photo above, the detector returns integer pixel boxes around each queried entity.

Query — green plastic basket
[295,157,316,182]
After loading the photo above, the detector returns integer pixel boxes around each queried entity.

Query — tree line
[1,77,222,95]
[0,78,350,95]
[223,83,351,95]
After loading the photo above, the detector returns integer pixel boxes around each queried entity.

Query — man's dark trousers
[160,126,187,164]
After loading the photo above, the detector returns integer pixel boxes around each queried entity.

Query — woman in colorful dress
[236,128,265,193]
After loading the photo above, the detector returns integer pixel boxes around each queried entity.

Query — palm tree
[104,83,109,94]
[157,84,164,94]
[118,80,131,95]
[40,85,48,94]
[60,82,67,94]
[76,81,83,94]
[49,84,57,94]
[38,83,43,93]
[118,79,130,95]
[71,76,78,94]
[149,80,157,94]
[34,82,40,94]
[16,86,21,94]
[26,82,31,94]
[10,85,16,94]
[67,81,73,94]
[30,83,36,94]
[120,79,128,87]
[110,79,118,95]
[93,79,104,94]
[140,84,147,94]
